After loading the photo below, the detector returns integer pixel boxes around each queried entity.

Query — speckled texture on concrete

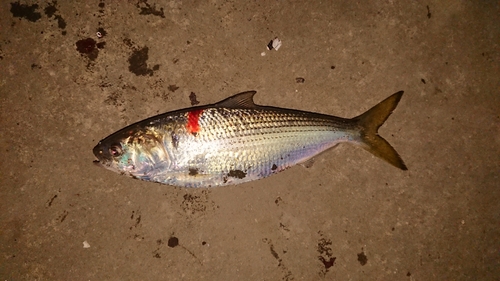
[1,1,499,280]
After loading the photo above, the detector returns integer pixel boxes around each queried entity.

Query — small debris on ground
[267,37,282,51]
[83,241,90,248]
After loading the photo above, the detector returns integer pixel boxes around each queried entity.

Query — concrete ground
[1,1,498,280]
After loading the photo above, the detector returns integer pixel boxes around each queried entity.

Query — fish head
[93,129,171,180]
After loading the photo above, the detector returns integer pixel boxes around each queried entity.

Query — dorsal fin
[215,91,258,108]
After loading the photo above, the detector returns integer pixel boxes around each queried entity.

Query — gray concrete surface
[1,1,499,280]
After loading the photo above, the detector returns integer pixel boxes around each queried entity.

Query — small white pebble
[261,52,266,56]
[83,241,90,248]
[272,38,282,51]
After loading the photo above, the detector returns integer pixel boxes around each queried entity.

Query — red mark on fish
[186,109,203,134]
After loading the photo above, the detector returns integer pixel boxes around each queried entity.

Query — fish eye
[109,144,122,157]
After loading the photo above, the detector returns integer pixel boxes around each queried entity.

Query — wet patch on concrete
[44,1,66,35]
[76,38,99,60]
[168,84,179,92]
[153,234,200,264]
[46,194,57,207]
[149,78,169,101]
[136,0,165,18]
[10,2,41,22]
[129,47,155,76]
[96,27,107,38]
[180,190,217,218]
[189,92,200,106]
[275,196,282,206]
[57,210,68,223]
[129,210,142,230]
[124,38,160,76]
[153,238,164,258]
[167,236,179,248]
[317,232,336,276]
[181,193,206,214]
[104,91,125,107]
[263,238,294,281]
[357,248,368,266]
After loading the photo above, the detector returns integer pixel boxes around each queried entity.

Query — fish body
[93,91,407,187]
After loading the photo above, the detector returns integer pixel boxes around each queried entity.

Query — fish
[93,91,407,187]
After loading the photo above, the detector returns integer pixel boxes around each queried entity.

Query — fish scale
[93,91,407,187]
[171,108,355,185]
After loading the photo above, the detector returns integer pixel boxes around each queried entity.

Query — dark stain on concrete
[104,91,124,107]
[137,0,165,18]
[168,84,179,92]
[51,11,65,29]
[317,234,336,275]
[97,27,108,37]
[168,236,179,248]
[319,256,336,271]
[189,92,200,105]
[58,210,68,223]
[76,38,98,60]
[275,197,282,206]
[129,210,142,230]
[128,47,152,76]
[47,194,57,207]
[270,244,280,260]
[123,38,134,48]
[96,42,106,49]
[97,27,107,37]
[10,2,41,22]
[44,1,67,35]
[357,249,368,266]
[44,2,57,17]
[263,238,294,281]
[128,46,159,76]
[181,194,207,215]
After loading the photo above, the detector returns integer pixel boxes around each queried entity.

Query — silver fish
[93,91,407,187]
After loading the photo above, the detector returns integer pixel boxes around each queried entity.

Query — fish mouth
[93,159,102,166]
[94,158,115,170]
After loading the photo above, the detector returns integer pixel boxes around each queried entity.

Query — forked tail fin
[353,91,408,170]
